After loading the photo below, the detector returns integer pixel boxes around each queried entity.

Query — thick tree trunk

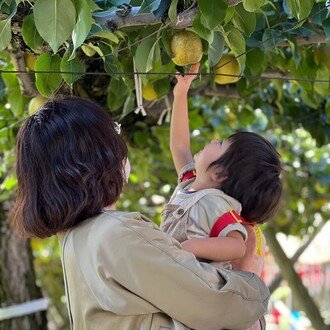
[264,225,327,330]
[0,202,47,330]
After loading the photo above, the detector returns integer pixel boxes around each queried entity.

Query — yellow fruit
[214,54,240,85]
[24,53,36,71]
[28,95,48,116]
[170,31,203,66]
[142,82,158,101]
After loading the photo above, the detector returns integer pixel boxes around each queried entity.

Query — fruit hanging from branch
[214,54,240,85]
[170,30,203,66]
[28,95,48,116]
[142,82,158,101]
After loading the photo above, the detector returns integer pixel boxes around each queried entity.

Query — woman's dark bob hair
[210,132,282,224]
[11,97,128,238]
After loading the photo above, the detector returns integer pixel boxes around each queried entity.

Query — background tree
[0,0,329,329]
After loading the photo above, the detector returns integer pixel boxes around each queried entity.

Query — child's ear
[211,168,227,184]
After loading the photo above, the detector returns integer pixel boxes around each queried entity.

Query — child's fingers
[185,62,200,81]
[175,71,185,82]
[190,62,200,73]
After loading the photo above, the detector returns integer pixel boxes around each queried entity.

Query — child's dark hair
[11,97,127,238]
[210,132,282,224]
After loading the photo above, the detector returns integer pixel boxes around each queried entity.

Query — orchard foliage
[0,0,329,232]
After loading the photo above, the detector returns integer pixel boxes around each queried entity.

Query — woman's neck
[103,203,117,211]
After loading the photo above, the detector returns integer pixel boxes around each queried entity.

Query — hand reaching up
[173,62,200,96]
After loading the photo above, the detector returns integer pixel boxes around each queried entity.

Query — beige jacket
[57,211,269,330]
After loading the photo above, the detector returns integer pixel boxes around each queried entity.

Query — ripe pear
[28,95,48,116]
[214,54,240,85]
[24,53,36,71]
[170,31,203,66]
[142,82,158,101]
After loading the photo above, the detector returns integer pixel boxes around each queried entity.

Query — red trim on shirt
[181,170,196,183]
[209,210,252,237]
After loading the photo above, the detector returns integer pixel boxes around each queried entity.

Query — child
[161,63,282,274]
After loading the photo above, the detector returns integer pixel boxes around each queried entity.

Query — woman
[11,97,269,329]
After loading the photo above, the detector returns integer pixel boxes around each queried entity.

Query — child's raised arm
[170,63,200,174]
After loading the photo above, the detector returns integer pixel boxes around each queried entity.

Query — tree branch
[268,222,325,294]
[94,1,241,30]
[278,33,327,47]
[8,45,38,98]
[94,5,328,48]
[264,226,327,330]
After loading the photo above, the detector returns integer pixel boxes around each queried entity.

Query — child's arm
[171,63,200,174]
[181,231,246,261]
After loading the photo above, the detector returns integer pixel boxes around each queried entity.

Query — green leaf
[287,38,301,68]
[1,70,19,88]
[86,0,101,11]
[168,0,179,21]
[22,14,43,51]
[2,0,17,19]
[135,36,157,85]
[261,29,282,50]
[135,37,156,72]
[224,27,246,71]
[314,64,330,96]
[208,32,224,67]
[199,0,228,30]
[232,4,256,37]
[134,131,150,147]
[35,54,62,97]
[153,0,171,19]
[146,38,161,72]
[246,48,265,75]
[98,43,120,75]
[2,70,28,118]
[107,78,129,111]
[242,0,267,12]
[224,6,235,24]
[103,53,118,74]
[0,19,11,52]
[60,47,85,85]
[70,0,93,59]
[192,13,214,43]
[34,0,76,53]
[91,30,119,44]
[153,78,170,97]
[8,86,28,118]
[0,174,17,191]
[81,42,104,57]
[160,29,173,56]
[322,17,330,40]
[138,0,161,14]
[120,92,135,119]
[286,0,313,20]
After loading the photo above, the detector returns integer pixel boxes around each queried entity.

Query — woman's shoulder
[63,210,181,268]
[58,211,157,248]
[76,210,157,239]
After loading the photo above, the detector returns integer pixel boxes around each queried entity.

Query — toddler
[161,63,282,274]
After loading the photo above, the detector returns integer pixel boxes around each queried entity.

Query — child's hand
[181,239,196,253]
[173,62,200,96]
